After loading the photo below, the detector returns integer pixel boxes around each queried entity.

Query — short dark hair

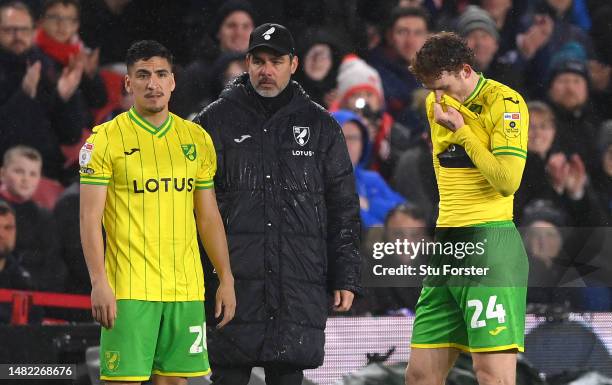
[387,6,431,32]
[0,200,15,217]
[125,40,174,70]
[410,32,475,83]
[41,0,80,16]
[0,1,34,23]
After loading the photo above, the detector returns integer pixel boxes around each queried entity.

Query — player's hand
[333,290,354,312]
[21,60,41,99]
[433,91,464,132]
[215,276,236,329]
[91,281,117,329]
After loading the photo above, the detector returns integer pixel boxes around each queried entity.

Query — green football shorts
[411,221,528,352]
[100,300,210,381]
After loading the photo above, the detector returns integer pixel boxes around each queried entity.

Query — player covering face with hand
[405,32,529,385]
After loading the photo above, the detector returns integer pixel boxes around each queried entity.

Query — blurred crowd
[1,0,611,323]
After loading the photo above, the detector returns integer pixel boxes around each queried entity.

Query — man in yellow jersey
[79,40,236,385]
[405,32,529,385]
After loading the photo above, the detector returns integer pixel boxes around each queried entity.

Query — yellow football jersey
[79,107,216,301]
[427,74,529,227]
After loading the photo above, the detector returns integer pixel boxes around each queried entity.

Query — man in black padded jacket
[195,23,362,385]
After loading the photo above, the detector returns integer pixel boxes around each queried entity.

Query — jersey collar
[128,106,174,138]
[463,73,486,106]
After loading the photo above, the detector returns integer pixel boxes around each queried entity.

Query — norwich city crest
[105,351,120,372]
[181,144,197,161]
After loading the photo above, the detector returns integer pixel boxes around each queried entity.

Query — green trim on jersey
[492,146,528,159]
[195,180,214,190]
[128,107,174,138]
[463,73,487,105]
[81,175,111,185]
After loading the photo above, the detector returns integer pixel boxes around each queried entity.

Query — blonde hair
[2,145,43,167]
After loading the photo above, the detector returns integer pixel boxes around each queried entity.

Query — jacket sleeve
[323,116,363,295]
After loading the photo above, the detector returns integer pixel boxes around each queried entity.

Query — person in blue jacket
[332,110,406,228]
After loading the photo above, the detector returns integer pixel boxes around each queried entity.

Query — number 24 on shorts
[467,296,506,329]
[189,323,207,354]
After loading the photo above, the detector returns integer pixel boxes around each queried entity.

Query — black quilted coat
[194,74,361,369]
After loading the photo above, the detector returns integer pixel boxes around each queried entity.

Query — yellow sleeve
[450,92,528,197]
[489,90,529,159]
[195,127,217,190]
[79,125,112,186]
[425,93,440,181]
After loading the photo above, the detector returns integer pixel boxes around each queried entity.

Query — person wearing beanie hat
[546,54,603,175]
[336,54,385,110]
[457,5,499,41]
[333,54,413,179]
[332,110,406,228]
[195,23,361,385]
[457,6,525,92]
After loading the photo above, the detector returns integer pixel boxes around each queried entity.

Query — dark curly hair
[410,32,475,83]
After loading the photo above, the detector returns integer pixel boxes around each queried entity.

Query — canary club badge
[293,126,310,146]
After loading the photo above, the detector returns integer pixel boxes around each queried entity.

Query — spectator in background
[0,200,36,324]
[53,182,87,294]
[392,88,438,219]
[366,6,428,127]
[171,0,255,118]
[35,0,108,126]
[522,199,610,310]
[589,5,612,120]
[515,100,559,218]
[457,5,525,91]
[515,101,606,228]
[0,146,65,292]
[353,203,430,316]
[546,57,601,174]
[333,54,412,179]
[294,27,344,108]
[522,200,584,306]
[207,52,246,105]
[79,0,135,66]
[544,0,591,32]
[214,0,255,54]
[517,1,593,98]
[0,1,83,182]
[332,110,406,228]
[479,0,526,56]
[0,200,34,291]
[592,121,612,224]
